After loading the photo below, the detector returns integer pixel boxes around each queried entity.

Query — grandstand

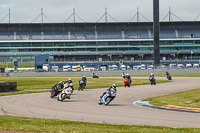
[0,21,200,63]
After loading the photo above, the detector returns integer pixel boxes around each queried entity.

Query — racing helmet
[151,73,153,76]
[112,84,117,88]
[70,83,73,86]
[83,75,86,77]
[59,81,63,84]
[126,73,129,76]
[68,78,72,81]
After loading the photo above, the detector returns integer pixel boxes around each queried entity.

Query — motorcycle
[57,86,72,102]
[50,84,62,98]
[124,78,130,87]
[99,89,116,105]
[78,80,86,91]
[92,75,99,78]
[167,74,172,80]
[149,77,156,85]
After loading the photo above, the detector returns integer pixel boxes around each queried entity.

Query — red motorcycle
[124,78,130,87]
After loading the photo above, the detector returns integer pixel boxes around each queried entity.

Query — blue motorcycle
[99,89,116,105]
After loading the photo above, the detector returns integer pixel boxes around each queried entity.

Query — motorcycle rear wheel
[105,97,112,105]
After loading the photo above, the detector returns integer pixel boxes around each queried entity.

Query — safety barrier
[0,82,17,92]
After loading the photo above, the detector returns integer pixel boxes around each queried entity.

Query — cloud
[0,0,200,23]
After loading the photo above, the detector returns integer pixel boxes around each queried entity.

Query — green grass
[145,88,200,108]
[0,91,48,97]
[0,77,169,90]
[0,115,199,133]
[0,62,34,68]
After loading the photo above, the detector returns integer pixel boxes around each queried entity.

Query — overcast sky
[1,0,200,23]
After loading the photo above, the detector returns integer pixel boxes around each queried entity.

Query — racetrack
[0,77,200,128]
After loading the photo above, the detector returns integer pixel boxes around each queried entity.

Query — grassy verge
[0,77,169,90]
[144,88,200,108]
[0,115,199,133]
[0,91,48,97]
[0,62,34,68]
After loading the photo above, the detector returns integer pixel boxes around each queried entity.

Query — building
[0,21,200,63]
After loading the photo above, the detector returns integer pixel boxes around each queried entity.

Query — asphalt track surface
[0,77,200,128]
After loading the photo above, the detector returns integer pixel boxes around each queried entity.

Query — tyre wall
[0,82,17,92]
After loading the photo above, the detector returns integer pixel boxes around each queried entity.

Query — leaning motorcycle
[149,77,156,85]
[92,75,99,78]
[99,89,116,105]
[57,86,72,102]
[50,84,62,98]
[78,80,86,91]
[167,74,172,80]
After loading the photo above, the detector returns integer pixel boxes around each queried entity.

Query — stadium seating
[70,30,95,40]
[0,28,200,40]
[178,29,200,38]
[124,29,150,39]
[160,29,176,38]
[97,30,122,39]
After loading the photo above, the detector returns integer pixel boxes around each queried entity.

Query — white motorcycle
[99,88,116,105]
[57,84,72,102]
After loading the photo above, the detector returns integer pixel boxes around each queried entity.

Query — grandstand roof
[1,21,200,31]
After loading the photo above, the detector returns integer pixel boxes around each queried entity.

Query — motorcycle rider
[100,84,117,98]
[50,81,64,98]
[166,71,170,76]
[92,72,96,76]
[65,78,73,84]
[149,73,155,81]
[58,81,64,90]
[58,83,72,100]
[92,72,98,78]
[78,76,87,90]
[64,78,74,92]
[166,71,172,80]
[126,73,132,85]
[82,75,87,83]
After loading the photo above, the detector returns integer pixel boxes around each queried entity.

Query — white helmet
[68,78,72,81]
[126,73,129,76]
[59,81,63,84]
[151,73,153,76]
[112,84,117,88]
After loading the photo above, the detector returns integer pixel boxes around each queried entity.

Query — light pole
[153,0,160,68]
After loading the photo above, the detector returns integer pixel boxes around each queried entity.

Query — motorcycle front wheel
[51,90,56,98]
[98,98,102,105]
[60,94,66,102]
